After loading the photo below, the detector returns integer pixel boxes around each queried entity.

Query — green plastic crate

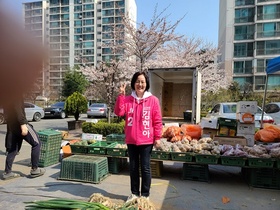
[195,154,220,164]
[243,167,280,189]
[220,156,247,167]
[38,129,62,152]
[59,155,108,184]
[218,117,237,127]
[37,129,62,167]
[247,157,275,168]
[107,157,127,174]
[106,134,125,143]
[182,163,210,182]
[39,150,60,167]
[88,141,117,155]
[106,143,127,157]
[70,145,89,154]
[171,152,193,162]
[151,151,171,160]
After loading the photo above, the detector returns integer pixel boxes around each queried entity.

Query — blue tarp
[266,56,280,74]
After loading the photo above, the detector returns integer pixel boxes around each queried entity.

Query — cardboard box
[236,101,257,113]
[200,117,218,129]
[236,113,255,123]
[213,136,247,146]
[82,133,103,141]
[202,128,218,138]
[237,134,255,147]
[237,123,255,135]
[218,126,236,136]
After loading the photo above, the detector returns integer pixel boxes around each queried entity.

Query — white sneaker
[141,196,149,201]
[126,194,138,203]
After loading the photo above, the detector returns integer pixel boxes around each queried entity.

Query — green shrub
[82,120,125,136]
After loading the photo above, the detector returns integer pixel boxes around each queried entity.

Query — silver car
[0,102,44,125]
[206,102,274,128]
[87,103,107,118]
[24,102,45,122]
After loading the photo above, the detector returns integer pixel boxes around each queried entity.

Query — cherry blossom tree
[146,36,229,92]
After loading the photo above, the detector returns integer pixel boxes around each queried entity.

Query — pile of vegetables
[25,193,156,210]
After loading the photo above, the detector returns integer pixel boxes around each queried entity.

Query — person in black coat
[3,99,45,180]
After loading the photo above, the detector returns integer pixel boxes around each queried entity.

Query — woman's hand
[21,124,28,136]
[119,83,126,95]
[154,139,161,149]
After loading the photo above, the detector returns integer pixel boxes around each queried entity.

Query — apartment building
[218,0,280,92]
[23,0,136,97]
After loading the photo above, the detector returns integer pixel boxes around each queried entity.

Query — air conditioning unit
[79,0,82,4]
[79,38,83,41]
[79,15,83,19]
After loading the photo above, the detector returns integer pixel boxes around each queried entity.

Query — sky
[2,0,219,46]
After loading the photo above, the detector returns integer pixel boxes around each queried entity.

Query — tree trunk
[74,109,79,121]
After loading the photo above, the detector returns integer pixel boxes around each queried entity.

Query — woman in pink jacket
[114,71,162,202]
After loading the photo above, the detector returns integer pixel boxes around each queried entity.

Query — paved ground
[0,129,280,210]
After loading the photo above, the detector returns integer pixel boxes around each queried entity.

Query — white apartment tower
[219,0,280,91]
[23,0,137,97]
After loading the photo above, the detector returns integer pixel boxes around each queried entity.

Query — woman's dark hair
[130,71,150,91]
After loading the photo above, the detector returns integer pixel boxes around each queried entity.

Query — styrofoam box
[237,133,255,147]
[237,123,255,135]
[236,101,258,114]
[200,117,218,129]
[236,113,255,123]
[82,133,103,141]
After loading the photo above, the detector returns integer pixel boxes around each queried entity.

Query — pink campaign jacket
[114,91,162,145]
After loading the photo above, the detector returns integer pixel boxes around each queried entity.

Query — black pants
[5,124,41,173]
[127,144,153,197]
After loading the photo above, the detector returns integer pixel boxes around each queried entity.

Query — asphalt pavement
[0,129,280,210]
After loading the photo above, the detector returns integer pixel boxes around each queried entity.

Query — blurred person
[3,98,45,180]
[0,8,46,103]
[114,71,162,202]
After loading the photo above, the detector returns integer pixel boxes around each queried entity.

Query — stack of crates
[236,101,257,146]
[38,129,62,167]
[182,163,210,182]
[59,155,109,183]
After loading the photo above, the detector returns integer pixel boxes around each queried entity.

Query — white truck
[148,67,201,124]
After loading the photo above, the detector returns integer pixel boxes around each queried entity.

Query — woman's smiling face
[134,74,146,98]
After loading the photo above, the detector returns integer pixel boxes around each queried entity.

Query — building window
[74,20,82,26]
[235,8,255,23]
[257,22,280,38]
[255,76,266,90]
[235,0,254,6]
[235,25,254,40]
[233,76,253,87]
[83,41,94,48]
[234,43,254,57]
[257,4,280,20]
[234,60,253,74]
[83,4,94,11]
[257,40,280,55]
[83,19,94,25]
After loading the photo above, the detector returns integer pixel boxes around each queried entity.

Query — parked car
[264,102,280,125]
[24,102,45,122]
[44,101,67,119]
[206,102,274,128]
[0,102,44,125]
[87,103,108,118]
